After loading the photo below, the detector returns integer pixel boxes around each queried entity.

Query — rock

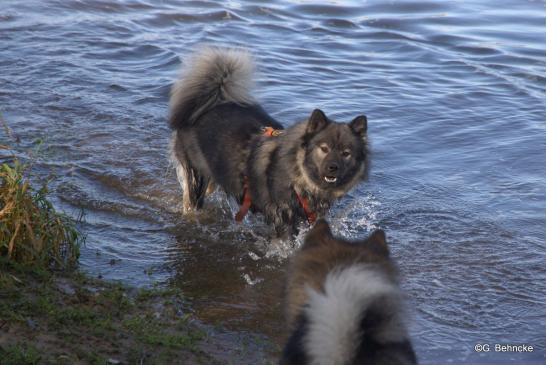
[26,318,37,330]
[56,279,76,295]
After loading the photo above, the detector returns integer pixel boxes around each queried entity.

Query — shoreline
[0,260,277,365]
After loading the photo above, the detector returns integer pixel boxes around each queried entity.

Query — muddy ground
[0,260,278,365]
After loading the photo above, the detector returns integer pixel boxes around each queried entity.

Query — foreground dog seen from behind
[169,47,370,237]
[281,220,417,365]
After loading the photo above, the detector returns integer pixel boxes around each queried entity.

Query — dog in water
[169,47,370,237]
[281,220,417,365]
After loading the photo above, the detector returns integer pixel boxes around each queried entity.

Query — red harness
[294,192,317,224]
[234,176,251,222]
[235,127,317,225]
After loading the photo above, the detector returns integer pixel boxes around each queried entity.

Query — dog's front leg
[274,218,300,241]
[275,224,292,241]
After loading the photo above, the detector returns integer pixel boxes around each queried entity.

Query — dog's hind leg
[174,162,193,213]
[171,133,209,213]
[205,181,216,196]
[175,161,209,213]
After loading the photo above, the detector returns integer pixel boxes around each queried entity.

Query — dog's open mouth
[324,176,337,183]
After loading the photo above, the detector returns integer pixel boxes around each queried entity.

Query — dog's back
[169,47,283,209]
[281,220,417,365]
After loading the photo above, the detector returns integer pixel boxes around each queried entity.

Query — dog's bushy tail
[294,266,416,365]
[169,47,256,129]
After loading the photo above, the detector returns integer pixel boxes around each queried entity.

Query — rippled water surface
[1,0,545,363]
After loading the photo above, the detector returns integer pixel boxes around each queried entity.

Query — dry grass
[0,116,83,269]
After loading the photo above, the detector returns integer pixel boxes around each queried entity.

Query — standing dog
[169,47,370,237]
[281,220,417,365]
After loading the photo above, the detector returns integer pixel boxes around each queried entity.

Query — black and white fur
[169,47,369,237]
[281,220,417,365]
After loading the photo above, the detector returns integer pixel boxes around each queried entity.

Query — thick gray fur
[169,47,369,237]
[170,47,256,129]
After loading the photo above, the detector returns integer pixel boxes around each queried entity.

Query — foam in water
[242,273,264,286]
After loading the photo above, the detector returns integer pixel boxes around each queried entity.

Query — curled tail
[169,47,256,129]
[282,266,416,365]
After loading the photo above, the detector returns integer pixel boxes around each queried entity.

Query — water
[1,0,545,363]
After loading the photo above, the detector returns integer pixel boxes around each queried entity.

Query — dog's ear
[305,109,329,135]
[366,229,389,257]
[302,219,333,250]
[350,115,367,137]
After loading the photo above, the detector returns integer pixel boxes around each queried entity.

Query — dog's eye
[320,145,330,153]
[342,150,351,158]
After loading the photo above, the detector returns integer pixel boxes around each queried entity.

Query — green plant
[0,344,41,365]
[0,118,84,269]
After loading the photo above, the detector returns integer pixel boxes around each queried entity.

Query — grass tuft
[0,117,84,269]
[0,344,42,365]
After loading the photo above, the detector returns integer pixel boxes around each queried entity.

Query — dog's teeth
[324,176,337,183]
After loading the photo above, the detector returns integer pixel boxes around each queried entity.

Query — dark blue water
[1,0,545,363]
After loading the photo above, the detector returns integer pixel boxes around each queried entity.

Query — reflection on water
[1,0,546,363]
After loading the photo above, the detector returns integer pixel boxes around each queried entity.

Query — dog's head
[285,219,394,327]
[300,219,391,264]
[299,109,369,196]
